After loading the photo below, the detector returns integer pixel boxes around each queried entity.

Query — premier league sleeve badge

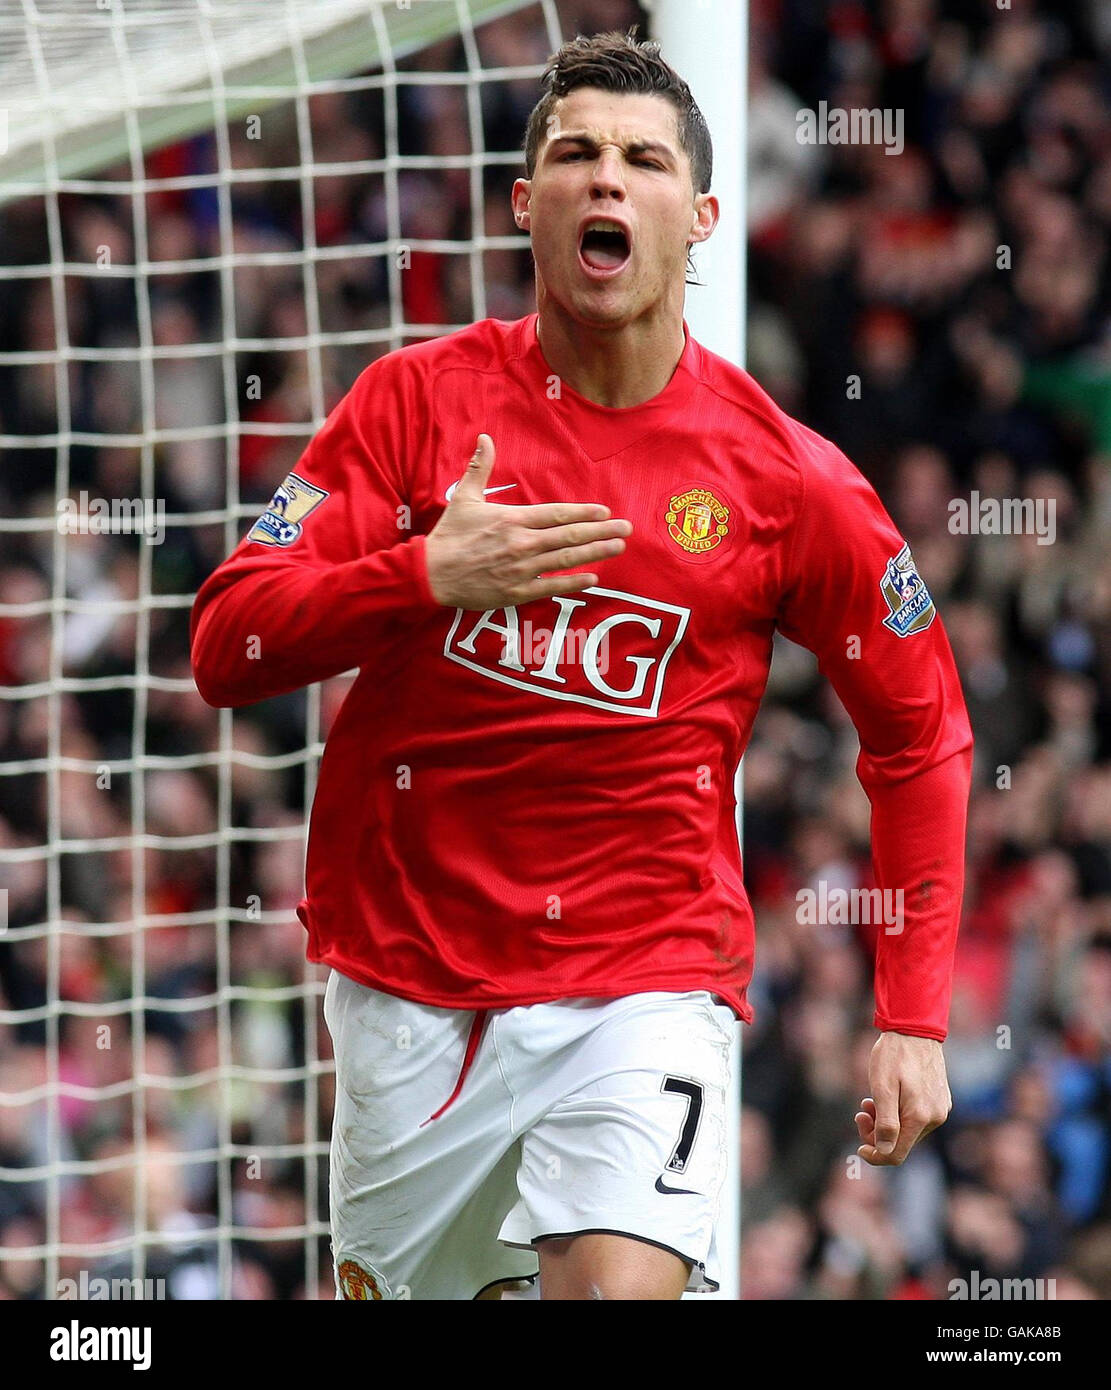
[248,472,330,547]
[880,543,936,637]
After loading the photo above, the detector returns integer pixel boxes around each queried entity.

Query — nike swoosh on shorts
[654,1175,699,1196]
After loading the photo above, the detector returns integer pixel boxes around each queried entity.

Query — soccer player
[191,30,973,1300]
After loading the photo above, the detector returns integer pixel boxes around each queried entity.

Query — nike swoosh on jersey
[444,481,518,503]
[654,1174,699,1196]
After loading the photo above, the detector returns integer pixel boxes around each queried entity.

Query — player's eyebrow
[547,132,678,166]
[625,140,675,161]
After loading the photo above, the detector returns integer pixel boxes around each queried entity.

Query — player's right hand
[424,434,633,610]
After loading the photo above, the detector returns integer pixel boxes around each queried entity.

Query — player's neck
[534,301,687,409]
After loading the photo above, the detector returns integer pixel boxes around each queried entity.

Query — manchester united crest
[665,487,730,555]
[337,1258,386,1300]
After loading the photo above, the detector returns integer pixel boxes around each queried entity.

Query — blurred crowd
[1,0,1109,1299]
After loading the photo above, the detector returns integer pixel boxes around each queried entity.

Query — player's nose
[589,148,627,200]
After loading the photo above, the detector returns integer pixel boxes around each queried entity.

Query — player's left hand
[855,1032,951,1166]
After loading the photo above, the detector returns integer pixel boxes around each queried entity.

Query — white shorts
[323,970,736,1300]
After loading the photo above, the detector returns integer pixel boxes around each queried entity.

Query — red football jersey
[191,314,973,1039]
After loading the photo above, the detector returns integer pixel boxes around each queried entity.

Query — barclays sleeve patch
[248,472,330,547]
[880,543,936,637]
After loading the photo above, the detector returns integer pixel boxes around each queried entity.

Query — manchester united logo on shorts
[337,1258,385,1300]
[665,487,730,556]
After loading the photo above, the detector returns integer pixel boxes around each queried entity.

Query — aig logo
[444,586,690,717]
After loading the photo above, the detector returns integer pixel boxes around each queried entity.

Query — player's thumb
[873,1089,900,1155]
[451,433,495,503]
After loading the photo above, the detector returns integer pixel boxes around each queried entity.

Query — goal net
[0,0,600,1301]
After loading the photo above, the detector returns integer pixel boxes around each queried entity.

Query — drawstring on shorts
[419,1009,489,1126]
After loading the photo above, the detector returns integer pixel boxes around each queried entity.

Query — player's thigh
[518,990,734,1298]
[537,1231,689,1300]
[324,970,527,1299]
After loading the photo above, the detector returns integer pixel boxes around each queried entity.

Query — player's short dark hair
[523,28,713,196]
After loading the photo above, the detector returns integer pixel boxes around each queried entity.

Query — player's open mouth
[578,219,631,279]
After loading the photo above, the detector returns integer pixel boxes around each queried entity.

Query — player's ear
[511,179,531,229]
[689,193,718,246]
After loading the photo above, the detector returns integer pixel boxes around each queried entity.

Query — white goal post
[644,0,748,1303]
[0,0,746,1301]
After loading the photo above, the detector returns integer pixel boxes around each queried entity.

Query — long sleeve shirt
[191,313,974,1038]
